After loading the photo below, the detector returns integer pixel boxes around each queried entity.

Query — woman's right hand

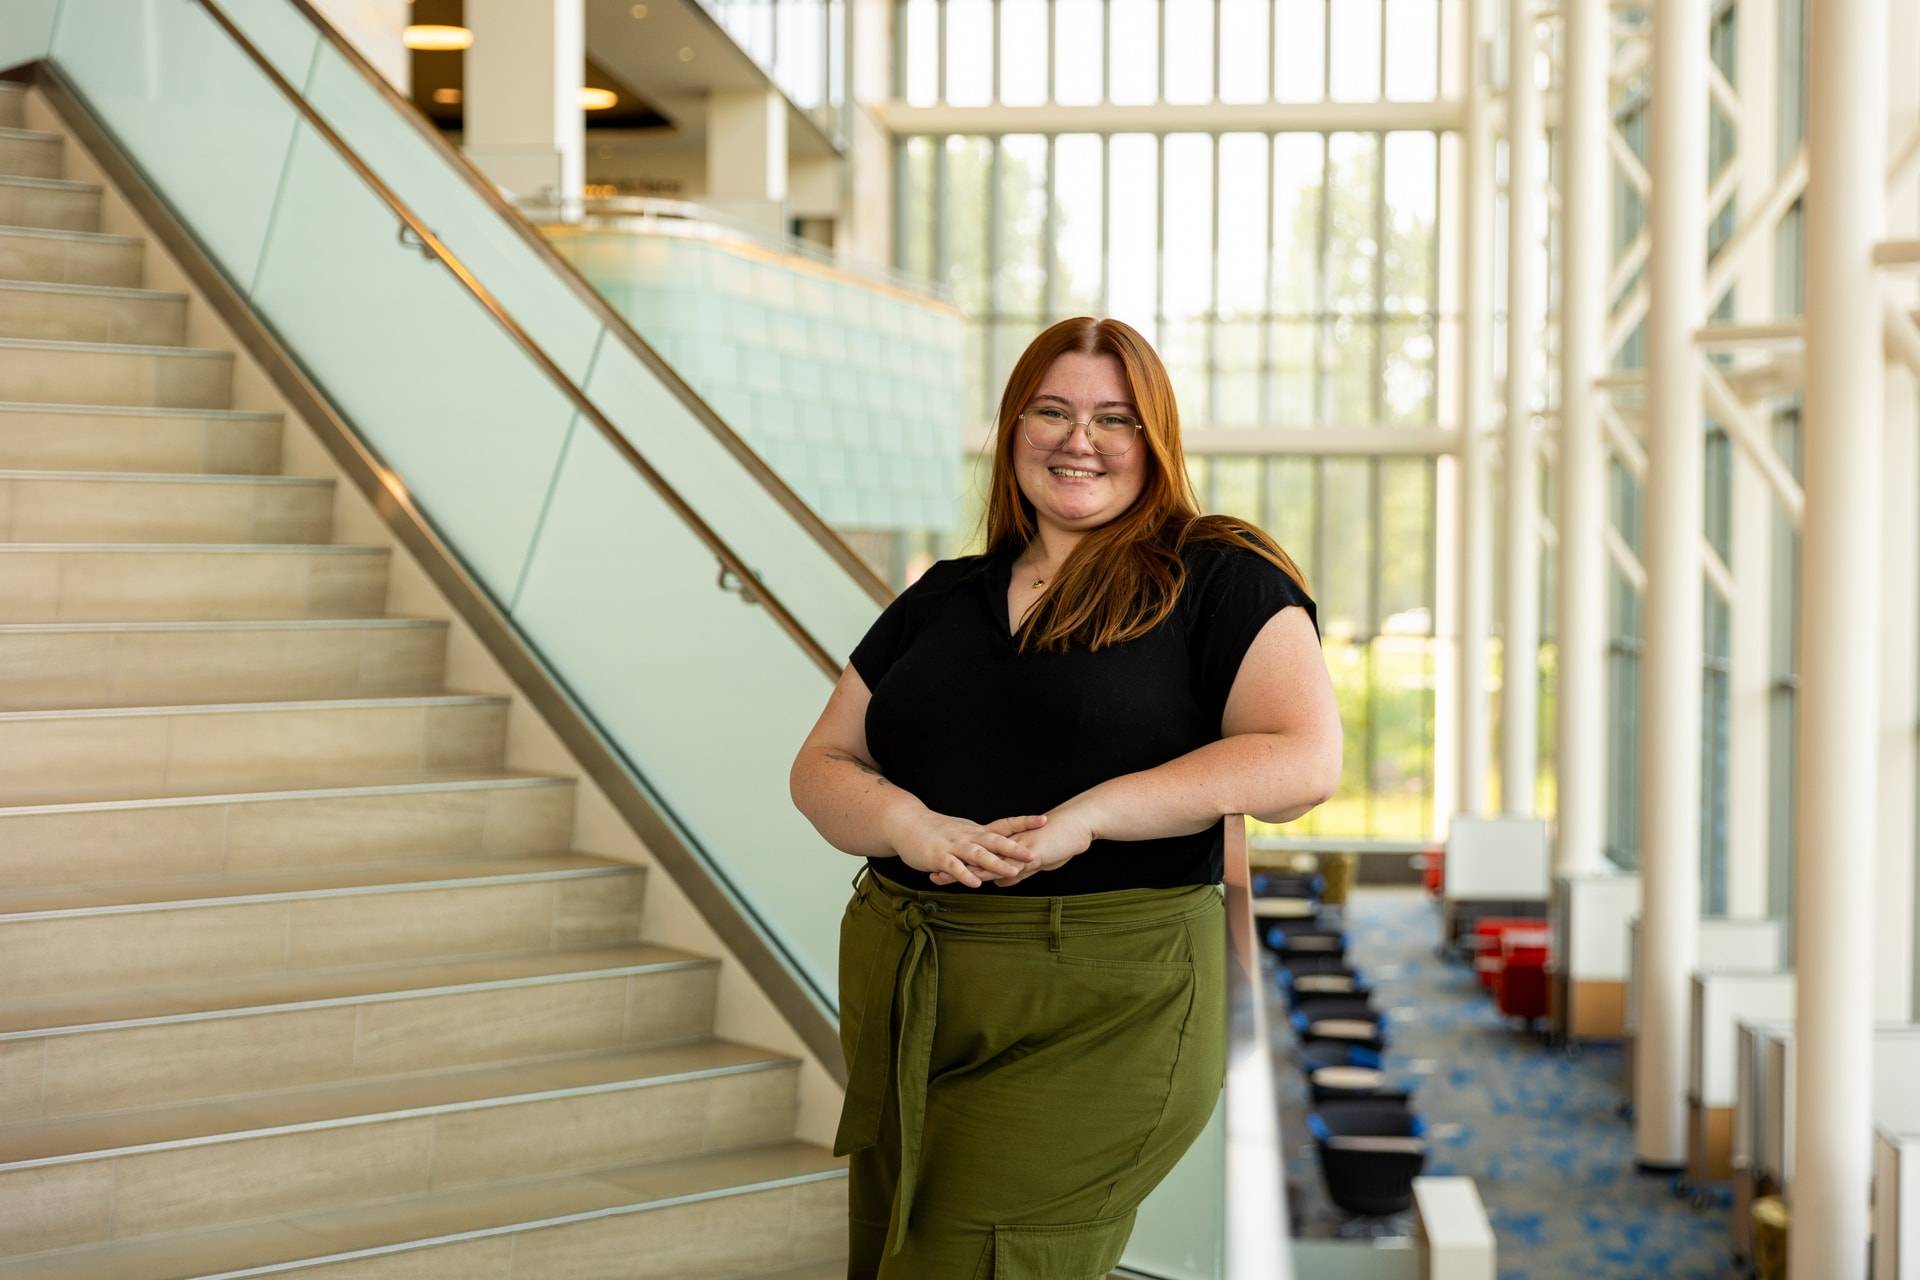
[888,811,1048,888]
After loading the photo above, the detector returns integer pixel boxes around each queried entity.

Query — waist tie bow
[832,890,947,1257]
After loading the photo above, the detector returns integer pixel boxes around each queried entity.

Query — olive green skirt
[832,862,1226,1279]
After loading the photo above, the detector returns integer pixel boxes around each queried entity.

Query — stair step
[0,693,511,806]
[0,850,631,918]
[0,401,282,474]
[0,225,143,288]
[0,85,25,131]
[0,615,449,711]
[0,1142,845,1278]
[0,850,646,1001]
[0,174,97,234]
[0,542,390,621]
[0,468,333,544]
[0,767,577,887]
[0,943,718,1120]
[0,126,63,182]
[0,336,231,409]
[0,1041,803,1254]
[0,1039,793,1169]
[0,279,187,345]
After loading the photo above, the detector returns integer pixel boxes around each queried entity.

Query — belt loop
[1048,896,1063,953]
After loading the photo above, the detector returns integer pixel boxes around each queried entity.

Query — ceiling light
[404,24,473,51]
[631,3,649,16]
[431,87,461,105]
[677,47,694,61]
[581,87,618,110]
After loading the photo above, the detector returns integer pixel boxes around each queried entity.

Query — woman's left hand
[928,799,1101,888]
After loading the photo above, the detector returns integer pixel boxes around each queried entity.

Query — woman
[789,317,1342,1278]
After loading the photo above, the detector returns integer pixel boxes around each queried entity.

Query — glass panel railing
[227,0,889,638]
[43,0,860,1010]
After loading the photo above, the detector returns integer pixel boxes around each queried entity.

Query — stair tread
[0,540,381,552]
[0,467,325,484]
[0,616,445,632]
[0,762,570,811]
[0,398,275,419]
[0,850,636,918]
[0,172,95,193]
[0,1039,793,1167]
[0,940,709,1037]
[0,333,225,357]
[0,125,60,145]
[0,1141,843,1279]
[0,691,507,721]
[0,277,182,302]
[0,223,138,246]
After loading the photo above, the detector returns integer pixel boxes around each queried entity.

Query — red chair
[1417,848,1445,898]
[1495,930,1551,1022]
[1469,917,1548,991]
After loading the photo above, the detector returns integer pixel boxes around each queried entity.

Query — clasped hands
[889,800,1100,889]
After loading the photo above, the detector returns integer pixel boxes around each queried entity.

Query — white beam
[1604,524,1646,591]
[872,99,1466,136]
[1698,358,1806,523]
[1632,0,1706,1173]
[1556,0,1610,877]
[1457,0,1497,823]
[1503,0,1545,818]
[1791,0,1888,1271]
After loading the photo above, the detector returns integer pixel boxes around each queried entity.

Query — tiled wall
[542,227,966,540]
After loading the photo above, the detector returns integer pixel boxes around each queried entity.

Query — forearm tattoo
[825,749,885,781]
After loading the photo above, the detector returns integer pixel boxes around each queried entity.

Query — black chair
[1289,993,1380,1023]
[1295,1040,1383,1075]
[1252,871,1324,899]
[1308,1099,1429,1217]
[1296,1016,1389,1054]
[1307,1069,1413,1106]
[1276,930,1349,964]
[1278,954,1362,981]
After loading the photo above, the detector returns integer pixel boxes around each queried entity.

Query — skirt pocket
[990,1207,1139,1279]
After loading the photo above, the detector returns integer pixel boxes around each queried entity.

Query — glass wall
[701,0,848,141]
[891,0,1447,841]
[896,129,1440,433]
[896,0,1445,107]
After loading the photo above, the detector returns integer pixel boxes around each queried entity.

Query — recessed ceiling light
[581,87,618,110]
[631,3,649,17]
[432,87,462,105]
[404,24,473,51]
[677,47,694,61]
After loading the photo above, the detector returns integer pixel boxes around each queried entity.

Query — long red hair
[979,316,1312,653]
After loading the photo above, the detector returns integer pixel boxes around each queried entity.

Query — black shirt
[849,538,1321,896]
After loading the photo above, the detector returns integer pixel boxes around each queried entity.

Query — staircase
[0,80,847,1279]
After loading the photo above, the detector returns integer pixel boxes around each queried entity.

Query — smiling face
[1012,350,1151,543]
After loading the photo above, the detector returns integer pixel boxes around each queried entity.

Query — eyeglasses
[1018,405,1144,457]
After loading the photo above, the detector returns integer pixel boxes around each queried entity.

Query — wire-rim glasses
[1018,405,1144,457]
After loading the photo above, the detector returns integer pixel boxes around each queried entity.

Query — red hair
[977,316,1312,652]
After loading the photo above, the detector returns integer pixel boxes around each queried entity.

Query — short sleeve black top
[848,538,1321,896]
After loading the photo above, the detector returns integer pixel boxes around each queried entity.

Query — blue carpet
[1272,889,1738,1279]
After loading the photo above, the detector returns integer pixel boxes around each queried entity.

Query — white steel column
[1501,0,1542,817]
[1875,0,1919,1024]
[1632,0,1706,1170]
[464,0,584,206]
[1724,0,1779,921]
[1791,0,1887,1269]
[1457,0,1494,821]
[1553,0,1607,876]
